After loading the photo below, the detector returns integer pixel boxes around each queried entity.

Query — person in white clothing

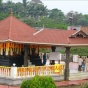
[84,57,88,71]
[78,56,83,71]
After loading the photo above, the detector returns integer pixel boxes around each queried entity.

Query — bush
[20,79,31,88]
[20,75,57,88]
[83,83,88,88]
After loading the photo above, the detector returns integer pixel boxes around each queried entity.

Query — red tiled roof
[0,15,36,42]
[69,38,88,44]
[33,29,76,44]
[0,15,88,46]
[81,26,88,34]
[33,28,88,46]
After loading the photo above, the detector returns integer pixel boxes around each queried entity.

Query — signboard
[49,52,61,60]
[73,55,78,62]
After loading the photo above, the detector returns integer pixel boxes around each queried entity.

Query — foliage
[22,0,27,7]
[83,82,88,88]
[0,1,88,28]
[49,8,65,22]
[59,49,65,54]
[0,12,9,20]
[27,3,48,19]
[70,47,88,56]
[0,0,2,4]
[20,79,31,88]
[39,48,51,53]
[36,17,67,29]
[59,47,88,56]
[21,16,67,29]
[20,75,57,88]
[65,11,83,26]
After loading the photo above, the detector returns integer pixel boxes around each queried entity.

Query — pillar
[10,64,17,78]
[24,45,29,67]
[64,47,70,81]
[50,46,56,65]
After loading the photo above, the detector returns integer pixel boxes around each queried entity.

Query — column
[10,63,17,78]
[64,47,70,81]
[24,45,29,67]
[51,46,56,65]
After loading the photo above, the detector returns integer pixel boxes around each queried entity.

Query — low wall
[0,75,64,86]
[0,64,65,85]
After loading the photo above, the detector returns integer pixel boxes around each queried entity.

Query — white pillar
[10,63,17,78]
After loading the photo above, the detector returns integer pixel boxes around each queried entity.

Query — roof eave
[0,39,88,47]
[0,39,13,42]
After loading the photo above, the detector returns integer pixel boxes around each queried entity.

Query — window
[76,34,83,38]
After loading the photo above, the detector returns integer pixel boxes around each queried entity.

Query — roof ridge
[8,15,12,39]
[33,28,44,35]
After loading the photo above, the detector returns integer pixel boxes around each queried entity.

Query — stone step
[70,72,88,75]
[69,72,88,80]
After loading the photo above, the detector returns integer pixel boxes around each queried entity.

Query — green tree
[12,2,24,17]
[49,8,65,22]
[0,0,2,14]
[0,0,2,4]
[23,0,27,7]
[70,47,88,56]
[78,14,88,26]
[27,3,48,20]
[65,11,83,26]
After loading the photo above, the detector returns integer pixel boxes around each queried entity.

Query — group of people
[78,56,87,72]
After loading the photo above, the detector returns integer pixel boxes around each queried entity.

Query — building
[0,12,88,80]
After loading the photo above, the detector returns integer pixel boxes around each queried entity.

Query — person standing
[78,56,83,71]
[82,60,85,72]
[43,53,46,65]
[85,57,88,72]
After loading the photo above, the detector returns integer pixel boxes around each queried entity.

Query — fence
[0,64,65,78]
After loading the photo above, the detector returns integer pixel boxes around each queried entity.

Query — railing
[0,66,11,77]
[17,64,65,77]
[0,64,65,78]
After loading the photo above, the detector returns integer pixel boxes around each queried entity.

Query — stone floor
[0,79,88,88]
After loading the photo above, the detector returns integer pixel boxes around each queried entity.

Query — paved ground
[0,79,88,88]
[55,79,88,87]
[0,85,19,88]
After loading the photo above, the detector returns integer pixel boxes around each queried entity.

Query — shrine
[0,11,88,81]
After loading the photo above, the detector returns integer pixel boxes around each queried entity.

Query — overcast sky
[3,0,88,14]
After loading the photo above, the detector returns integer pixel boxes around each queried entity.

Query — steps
[69,72,88,80]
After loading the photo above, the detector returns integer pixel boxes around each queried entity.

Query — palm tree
[0,0,2,4]
[23,0,27,8]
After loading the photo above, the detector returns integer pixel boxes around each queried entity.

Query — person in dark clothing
[43,53,46,65]
[82,60,85,72]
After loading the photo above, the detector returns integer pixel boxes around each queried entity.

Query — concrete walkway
[0,79,88,88]
[55,79,88,87]
[0,85,19,88]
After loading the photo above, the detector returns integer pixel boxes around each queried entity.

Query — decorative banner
[0,43,3,55]
[55,64,60,72]
[6,42,9,55]
[3,43,6,49]
[6,42,10,48]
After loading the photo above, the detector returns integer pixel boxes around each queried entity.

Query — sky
[3,0,88,14]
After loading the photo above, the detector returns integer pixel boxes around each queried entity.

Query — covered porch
[0,11,88,82]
